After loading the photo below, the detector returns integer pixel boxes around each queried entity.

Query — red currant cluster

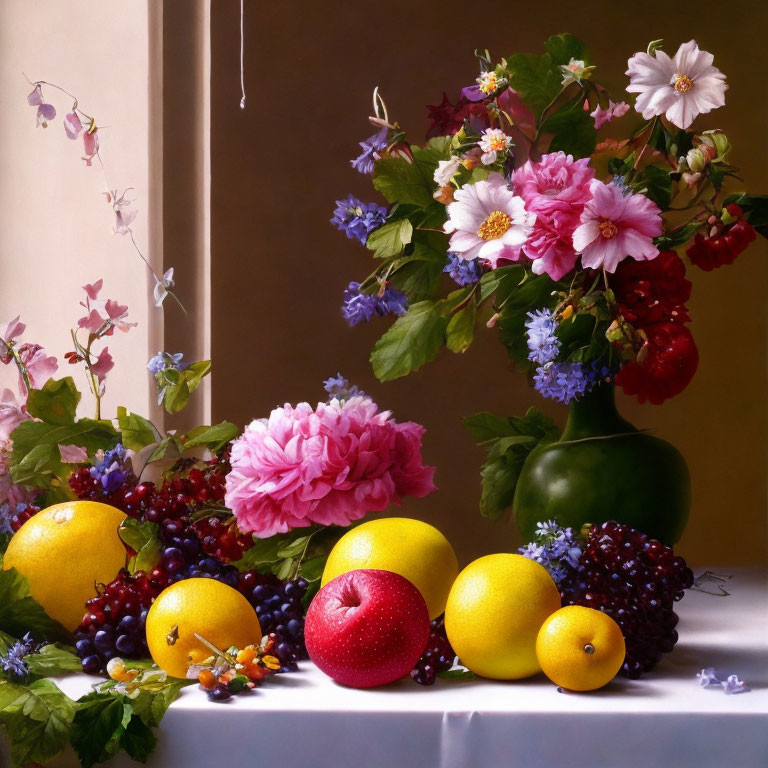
[8,503,40,533]
[68,466,138,513]
[686,204,757,271]
[560,521,694,678]
[411,616,455,685]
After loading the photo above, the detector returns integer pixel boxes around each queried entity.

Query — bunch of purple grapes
[411,617,455,685]
[560,521,694,678]
[238,571,309,671]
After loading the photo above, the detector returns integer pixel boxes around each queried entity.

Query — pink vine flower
[27,85,56,127]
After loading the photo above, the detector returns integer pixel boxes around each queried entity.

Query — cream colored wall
[0,0,155,418]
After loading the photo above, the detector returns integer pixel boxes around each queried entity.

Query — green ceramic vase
[513,384,690,545]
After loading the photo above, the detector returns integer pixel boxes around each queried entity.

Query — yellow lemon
[146,578,262,679]
[536,606,626,691]
[321,517,458,619]
[445,553,560,680]
[3,500,126,631]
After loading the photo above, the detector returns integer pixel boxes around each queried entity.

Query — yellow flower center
[477,210,511,240]
[674,75,693,94]
[479,73,499,94]
[488,136,507,151]
[599,220,618,239]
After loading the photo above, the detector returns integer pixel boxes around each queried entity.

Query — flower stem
[1,339,32,395]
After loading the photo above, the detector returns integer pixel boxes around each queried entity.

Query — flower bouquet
[332,34,767,541]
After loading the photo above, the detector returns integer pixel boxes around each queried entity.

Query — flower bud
[433,185,455,205]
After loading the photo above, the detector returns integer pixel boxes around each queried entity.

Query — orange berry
[198,669,217,690]
[237,647,257,665]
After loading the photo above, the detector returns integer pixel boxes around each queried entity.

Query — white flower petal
[665,96,698,130]
[674,40,715,79]
[572,220,600,253]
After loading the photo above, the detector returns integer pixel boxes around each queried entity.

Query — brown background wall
[209,0,768,568]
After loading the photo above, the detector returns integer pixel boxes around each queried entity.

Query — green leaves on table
[464,407,561,520]
[0,678,75,767]
[24,644,83,677]
[0,554,70,643]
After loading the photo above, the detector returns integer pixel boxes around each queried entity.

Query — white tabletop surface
[5,568,767,768]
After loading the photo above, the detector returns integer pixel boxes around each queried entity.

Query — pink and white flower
[433,157,461,187]
[512,152,595,280]
[478,128,513,165]
[225,396,436,538]
[572,181,662,273]
[91,348,114,384]
[444,173,534,268]
[78,280,137,336]
[590,100,630,130]
[626,40,727,130]
[27,85,56,128]
[16,345,58,392]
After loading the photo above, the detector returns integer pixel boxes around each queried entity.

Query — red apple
[305,568,430,688]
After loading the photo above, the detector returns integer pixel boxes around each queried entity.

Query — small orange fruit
[536,605,626,691]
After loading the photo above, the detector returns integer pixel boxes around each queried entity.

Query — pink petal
[59,444,88,463]
[63,112,83,140]
[27,85,43,106]
[91,347,114,383]
[3,316,26,341]
[78,309,105,334]
[572,220,600,252]
[83,280,103,300]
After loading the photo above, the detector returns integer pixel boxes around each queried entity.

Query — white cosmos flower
[443,173,534,268]
[626,40,727,129]
[433,157,461,187]
[478,128,513,165]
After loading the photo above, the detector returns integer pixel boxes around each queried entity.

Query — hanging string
[239,0,246,109]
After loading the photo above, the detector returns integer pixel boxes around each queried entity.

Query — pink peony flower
[225,396,436,538]
[572,181,662,273]
[590,100,630,130]
[512,152,595,280]
[444,173,534,268]
[626,40,727,130]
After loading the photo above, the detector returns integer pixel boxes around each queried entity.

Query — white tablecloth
[5,569,768,768]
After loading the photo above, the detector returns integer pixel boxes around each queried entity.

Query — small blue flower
[331,196,387,245]
[520,520,582,586]
[534,361,593,403]
[324,373,365,401]
[0,502,13,536]
[722,674,749,695]
[0,633,37,680]
[525,309,560,365]
[444,254,482,286]
[535,519,561,537]
[696,667,719,688]
[90,443,129,494]
[350,128,389,175]
[341,283,408,327]
[147,352,188,376]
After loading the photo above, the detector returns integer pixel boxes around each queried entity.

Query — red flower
[425,92,489,139]
[611,250,691,326]
[615,322,699,405]
[686,204,757,271]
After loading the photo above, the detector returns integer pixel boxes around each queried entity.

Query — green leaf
[370,300,448,381]
[506,51,561,113]
[446,301,476,354]
[366,219,413,259]
[390,230,448,302]
[147,434,183,464]
[633,165,673,209]
[466,407,560,520]
[122,713,157,761]
[543,33,586,66]
[0,557,71,642]
[25,377,80,426]
[437,668,476,681]
[373,156,433,207]
[9,418,118,488]
[479,265,525,302]
[182,421,240,452]
[129,679,189,728]
[24,644,82,677]
[411,137,451,181]
[0,678,75,767]
[71,693,133,768]
[163,361,212,415]
[116,407,159,451]
[540,101,597,159]
[723,193,768,238]
[119,518,162,574]
[655,220,706,250]
[298,554,326,583]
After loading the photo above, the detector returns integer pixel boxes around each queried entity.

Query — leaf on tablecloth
[24,643,82,677]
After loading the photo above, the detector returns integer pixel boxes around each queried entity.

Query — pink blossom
[91,347,114,383]
[2,317,26,343]
[59,444,89,463]
[512,152,595,280]
[225,396,436,538]
[0,389,28,441]
[17,344,58,392]
[78,281,136,336]
[82,129,100,165]
[64,112,83,140]
[572,181,662,273]
[590,100,630,130]
[84,280,103,300]
[106,189,138,235]
[0,389,32,511]
[444,173,534,268]
[27,85,56,127]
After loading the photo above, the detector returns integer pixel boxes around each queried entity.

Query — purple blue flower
[90,443,129,494]
[722,674,749,695]
[331,196,387,245]
[324,373,366,401]
[525,309,560,364]
[341,282,408,327]
[0,633,37,679]
[696,668,750,694]
[697,667,719,688]
[444,254,482,286]
[520,519,582,586]
[350,128,389,175]
[533,361,593,403]
[147,352,187,376]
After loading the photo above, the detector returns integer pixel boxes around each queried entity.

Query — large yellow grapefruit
[321,517,458,619]
[3,500,127,631]
[444,553,560,679]
[146,578,262,679]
